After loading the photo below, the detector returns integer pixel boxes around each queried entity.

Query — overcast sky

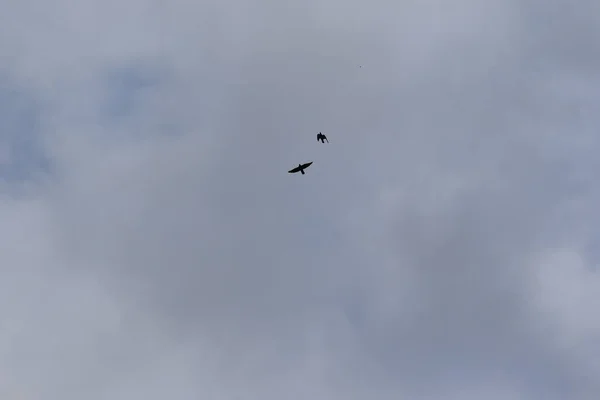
[1,0,600,399]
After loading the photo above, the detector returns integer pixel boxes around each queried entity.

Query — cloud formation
[1,0,600,399]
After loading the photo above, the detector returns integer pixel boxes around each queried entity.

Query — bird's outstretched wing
[289,162,312,173]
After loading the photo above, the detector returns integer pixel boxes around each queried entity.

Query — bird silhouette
[317,132,329,143]
[288,162,313,175]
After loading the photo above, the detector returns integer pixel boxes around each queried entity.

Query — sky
[1,0,600,399]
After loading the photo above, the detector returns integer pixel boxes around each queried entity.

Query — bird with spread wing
[288,162,313,175]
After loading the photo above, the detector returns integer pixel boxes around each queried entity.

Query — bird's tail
[301,170,305,175]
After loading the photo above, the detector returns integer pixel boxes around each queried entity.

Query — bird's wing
[288,166,301,173]
[301,162,313,169]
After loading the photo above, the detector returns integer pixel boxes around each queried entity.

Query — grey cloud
[1,0,600,399]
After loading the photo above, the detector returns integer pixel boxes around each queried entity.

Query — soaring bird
[317,132,329,143]
[288,162,313,175]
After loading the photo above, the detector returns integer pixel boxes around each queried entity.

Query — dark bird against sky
[288,162,313,175]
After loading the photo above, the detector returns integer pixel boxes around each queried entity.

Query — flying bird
[317,132,329,143]
[288,162,313,175]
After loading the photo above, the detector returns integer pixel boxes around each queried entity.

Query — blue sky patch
[100,62,168,122]
[0,77,51,184]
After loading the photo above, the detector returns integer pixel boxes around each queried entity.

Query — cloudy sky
[1,0,600,398]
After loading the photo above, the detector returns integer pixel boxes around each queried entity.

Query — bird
[288,162,313,175]
[317,132,329,143]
